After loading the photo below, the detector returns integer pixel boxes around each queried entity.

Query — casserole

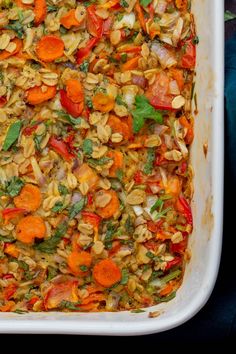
[0,0,224,335]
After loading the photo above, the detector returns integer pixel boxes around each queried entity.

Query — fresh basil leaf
[140,0,152,7]
[132,95,163,133]
[34,222,68,254]
[68,197,86,219]
[5,177,24,197]
[3,121,22,151]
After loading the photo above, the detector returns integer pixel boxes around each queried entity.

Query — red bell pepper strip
[0,96,7,107]
[2,208,26,224]
[170,233,188,254]
[87,193,93,206]
[165,257,182,271]
[147,220,163,233]
[76,37,100,65]
[81,211,101,228]
[49,136,74,161]
[60,89,84,118]
[176,196,193,225]
[86,5,103,38]
[23,123,39,136]
[180,39,196,69]
[134,170,144,184]
[2,274,14,280]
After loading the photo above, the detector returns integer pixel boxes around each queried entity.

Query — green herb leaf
[143,148,155,175]
[47,266,58,281]
[104,222,116,249]
[52,201,65,213]
[82,139,93,156]
[131,96,163,133]
[152,206,173,221]
[115,95,128,107]
[13,309,29,314]
[80,265,88,272]
[87,157,112,167]
[58,184,69,196]
[116,169,124,182]
[192,36,199,45]
[34,222,68,254]
[160,269,182,285]
[155,291,176,303]
[150,199,163,214]
[120,268,129,285]
[47,3,57,12]
[140,0,152,6]
[120,0,129,7]
[56,110,81,126]
[225,10,236,22]
[79,60,89,73]
[59,300,81,311]
[3,121,22,151]
[34,134,44,151]
[125,216,134,235]
[5,21,24,38]
[68,197,86,220]
[5,177,24,197]
[130,309,145,313]
[0,235,15,243]
[86,97,93,109]
[17,260,29,271]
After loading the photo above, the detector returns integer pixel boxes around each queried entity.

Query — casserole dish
[0,0,224,335]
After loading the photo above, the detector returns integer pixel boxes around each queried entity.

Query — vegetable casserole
[0,0,196,313]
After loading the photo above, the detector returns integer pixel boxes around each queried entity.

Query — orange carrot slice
[66,79,84,103]
[36,35,64,62]
[68,251,92,276]
[60,9,81,29]
[34,0,47,25]
[14,184,42,212]
[0,38,22,60]
[121,56,140,72]
[26,85,57,105]
[107,115,131,142]
[16,215,46,244]
[96,189,120,219]
[107,150,123,177]
[93,259,121,288]
[92,93,115,113]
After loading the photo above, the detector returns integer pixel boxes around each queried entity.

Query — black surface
[0,1,235,349]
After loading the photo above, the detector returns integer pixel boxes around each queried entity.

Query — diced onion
[133,205,144,216]
[152,42,177,69]
[114,13,135,30]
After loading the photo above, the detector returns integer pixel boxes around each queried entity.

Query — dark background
[0,1,235,350]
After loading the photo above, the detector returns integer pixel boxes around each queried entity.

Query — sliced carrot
[34,0,47,26]
[16,215,46,244]
[14,184,42,212]
[93,259,122,288]
[96,189,120,219]
[135,1,146,32]
[68,251,92,276]
[81,293,105,305]
[0,38,22,60]
[92,93,115,113]
[66,79,84,103]
[107,150,124,178]
[179,116,194,144]
[73,163,99,191]
[121,56,140,72]
[26,85,57,105]
[60,9,81,29]
[170,68,184,91]
[36,35,64,62]
[107,115,131,142]
[159,282,174,297]
[0,301,15,312]
[4,244,19,258]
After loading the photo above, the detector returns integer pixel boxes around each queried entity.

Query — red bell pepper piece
[81,211,101,228]
[134,170,144,184]
[86,5,103,38]
[49,136,74,161]
[147,220,163,233]
[2,208,26,224]
[176,196,193,225]
[170,233,188,254]
[2,274,14,280]
[180,39,196,69]
[23,123,39,136]
[87,193,93,206]
[165,257,182,271]
[76,37,100,65]
[60,90,84,118]
[0,96,7,107]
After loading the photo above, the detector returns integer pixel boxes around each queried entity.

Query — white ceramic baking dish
[0,0,224,335]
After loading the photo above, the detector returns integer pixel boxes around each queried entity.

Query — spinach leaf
[68,197,86,219]
[3,121,22,151]
[5,177,24,197]
[34,222,68,254]
[143,148,155,175]
[131,96,163,133]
